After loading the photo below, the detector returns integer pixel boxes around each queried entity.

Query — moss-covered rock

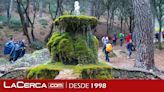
[27,65,60,79]
[48,15,99,65]
[48,32,99,65]
[54,15,98,33]
[81,67,112,79]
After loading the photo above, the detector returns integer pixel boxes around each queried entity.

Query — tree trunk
[45,23,54,42]
[7,0,14,25]
[44,0,60,42]
[129,15,133,33]
[31,25,35,41]
[16,0,31,44]
[106,8,110,35]
[158,20,162,49]
[120,16,123,33]
[39,0,43,17]
[133,0,155,70]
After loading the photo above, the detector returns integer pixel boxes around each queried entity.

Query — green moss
[27,65,60,79]
[48,15,99,65]
[81,67,112,79]
[27,61,112,79]
[58,38,75,64]
[47,32,72,63]
[54,15,98,32]
[47,32,99,65]
[74,37,96,64]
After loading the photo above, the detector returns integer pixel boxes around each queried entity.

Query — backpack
[106,43,113,52]
[3,41,15,55]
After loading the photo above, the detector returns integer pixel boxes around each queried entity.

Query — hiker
[11,40,26,61]
[102,35,109,52]
[18,40,26,57]
[155,32,159,42]
[126,33,132,44]
[132,31,136,51]
[112,33,117,46]
[162,31,164,41]
[105,42,113,62]
[3,38,26,63]
[126,40,133,59]
[3,37,15,61]
[119,32,124,47]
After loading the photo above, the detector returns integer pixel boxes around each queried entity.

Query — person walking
[119,32,124,47]
[162,31,164,41]
[127,40,133,59]
[155,32,159,43]
[112,33,117,46]
[126,33,132,44]
[3,37,15,62]
[105,42,113,62]
[102,35,109,52]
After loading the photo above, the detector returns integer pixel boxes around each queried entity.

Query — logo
[48,83,64,89]
[3,81,64,89]
[3,81,47,88]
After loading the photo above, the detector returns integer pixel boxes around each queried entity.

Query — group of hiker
[3,37,26,63]
[102,32,135,62]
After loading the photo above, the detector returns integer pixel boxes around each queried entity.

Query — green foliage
[27,65,60,79]
[9,18,22,29]
[54,15,98,32]
[30,40,45,50]
[39,19,48,26]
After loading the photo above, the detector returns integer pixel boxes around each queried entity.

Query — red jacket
[126,35,132,43]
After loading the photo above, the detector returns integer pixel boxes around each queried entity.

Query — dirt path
[55,69,79,79]
[98,44,164,71]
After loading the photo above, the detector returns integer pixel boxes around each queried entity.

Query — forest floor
[98,43,164,71]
